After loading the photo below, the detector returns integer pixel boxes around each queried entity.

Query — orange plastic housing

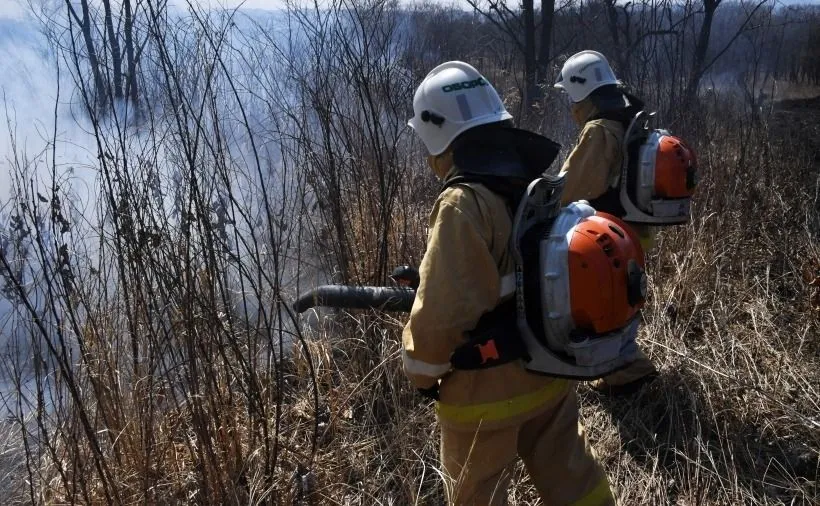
[567,213,645,334]
[654,136,697,199]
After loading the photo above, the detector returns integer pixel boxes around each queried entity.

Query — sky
[0,0,460,20]
[1,0,818,20]
[178,0,820,7]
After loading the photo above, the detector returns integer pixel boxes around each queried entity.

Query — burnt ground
[769,94,820,239]
[770,95,820,167]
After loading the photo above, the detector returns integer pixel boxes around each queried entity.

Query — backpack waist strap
[450,280,529,370]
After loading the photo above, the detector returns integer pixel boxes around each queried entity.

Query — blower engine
[619,111,698,225]
[476,176,646,379]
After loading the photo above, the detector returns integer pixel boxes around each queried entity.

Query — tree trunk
[605,0,621,53]
[75,0,107,109]
[523,0,538,107]
[537,0,555,84]
[686,0,721,103]
[124,0,139,109]
[102,0,123,100]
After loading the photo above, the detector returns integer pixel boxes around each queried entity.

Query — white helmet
[408,61,513,156]
[554,50,619,103]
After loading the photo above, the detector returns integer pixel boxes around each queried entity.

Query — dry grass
[274,95,820,505]
[0,92,815,505]
[1,5,817,498]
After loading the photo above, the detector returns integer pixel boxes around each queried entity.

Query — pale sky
[1,0,817,20]
[0,1,284,19]
[0,1,26,19]
[0,0,463,20]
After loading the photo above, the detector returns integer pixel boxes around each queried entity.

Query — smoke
[0,13,99,206]
[0,8,101,372]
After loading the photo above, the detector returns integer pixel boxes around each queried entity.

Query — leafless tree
[465,0,559,108]
[65,0,106,107]
[684,0,771,105]
[59,0,158,115]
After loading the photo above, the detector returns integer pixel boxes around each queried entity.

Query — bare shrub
[0,0,816,504]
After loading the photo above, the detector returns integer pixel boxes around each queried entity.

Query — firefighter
[403,60,615,506]
[554,50,659,395]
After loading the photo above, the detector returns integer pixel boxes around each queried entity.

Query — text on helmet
[442,78,487,93]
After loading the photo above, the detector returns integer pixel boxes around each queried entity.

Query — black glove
[391,265,420,290]
[417,384,440,401]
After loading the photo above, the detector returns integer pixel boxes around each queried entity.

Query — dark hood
[442,124,561,203]
[589,85,646,124]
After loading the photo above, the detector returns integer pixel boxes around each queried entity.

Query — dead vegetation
[0,0,817,504]
[281,94,820,505]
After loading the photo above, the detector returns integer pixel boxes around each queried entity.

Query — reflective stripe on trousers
[436,378,570,424]
[571,478,613,506]
[439,389,614,505]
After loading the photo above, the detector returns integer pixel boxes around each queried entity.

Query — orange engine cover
[654,135,697,199]
[567,214,645,334]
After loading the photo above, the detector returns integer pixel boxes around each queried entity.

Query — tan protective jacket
[402,177,569,432]
[559,100,623,205]
[560,99,656,250]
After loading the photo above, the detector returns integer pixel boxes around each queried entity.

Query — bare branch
[465,0,525,53]
[698,0,771,77]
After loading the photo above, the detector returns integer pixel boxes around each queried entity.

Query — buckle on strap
[450,299,528,370]
[476,339,500,364]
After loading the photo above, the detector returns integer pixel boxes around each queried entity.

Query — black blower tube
[294,285,416,314]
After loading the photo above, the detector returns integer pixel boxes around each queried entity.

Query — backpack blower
[294,176,647,380]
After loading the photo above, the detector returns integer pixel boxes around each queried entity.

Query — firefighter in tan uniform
[403,61,615,506]
[554,50,659,394]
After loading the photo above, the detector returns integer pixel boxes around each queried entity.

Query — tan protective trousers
[440,390,615,506]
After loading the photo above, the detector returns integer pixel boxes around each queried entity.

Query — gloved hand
[417,384,440,401]
[390,265,420,290]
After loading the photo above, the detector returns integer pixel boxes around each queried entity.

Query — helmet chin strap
[427,150,454,179]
